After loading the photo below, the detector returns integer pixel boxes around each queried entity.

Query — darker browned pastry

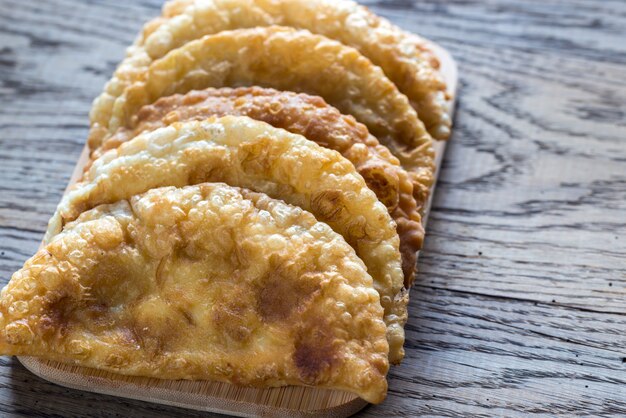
[90,0,450,149]
[94,27,436,211]
[92,87,425,286]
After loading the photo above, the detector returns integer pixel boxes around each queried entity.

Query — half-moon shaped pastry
[47,116,408,363]
[0,183,389,403]
[94,87,425,286]
[95,26,435,203]
[159,0,437,68]
[90,0,449,145]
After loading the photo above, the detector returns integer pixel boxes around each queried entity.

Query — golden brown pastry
[0,183,389,403]
[90,0,449,145]
[94,26,435,212]
[93,87,425,286]
[158,0,438,69]
[47,116,408,363]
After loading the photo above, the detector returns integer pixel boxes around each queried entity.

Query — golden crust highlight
[1,183,389,403]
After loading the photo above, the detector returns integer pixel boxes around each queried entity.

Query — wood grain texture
[0,0,625,416]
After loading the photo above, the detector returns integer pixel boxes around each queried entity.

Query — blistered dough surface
[90,0,449,149]
[95,87,425,286]
[1,184,389,403]
[49,116,408,363]
[93,27,435,206]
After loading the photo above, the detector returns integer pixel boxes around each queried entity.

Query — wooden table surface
[0,0,625,416]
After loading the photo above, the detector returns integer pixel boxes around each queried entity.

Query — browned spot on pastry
[105,353,128,368]
[129,297,185,356]
[64,201,90,224]
[39,294,73,337]
[155,256,168,287]
[394,216,424,288]
[177,307,195,326]
[266,100,283,115]
[132,325,165,358]
[162,110,181,125]
[293,321,336,385]
[117,326,139,346]
[184,147,228,184]
[86,257,141,307]
[181,89,209,106]
[346,216,368,242]
[84,303,115,330]
[212,290,255,344]
[359,164,399,211]
[238,136,274,175]
[256,267,321,323]
[4,321,35,345]
[310,190,346,222]
[230,240,252,270]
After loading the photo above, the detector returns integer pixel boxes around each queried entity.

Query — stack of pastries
[0,0,451,405]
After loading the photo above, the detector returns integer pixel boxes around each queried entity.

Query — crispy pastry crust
[0,184,389,403]
[93,87,425,286]
[91,0,449,145]
[92,27,435,207]
[48,116,408,363]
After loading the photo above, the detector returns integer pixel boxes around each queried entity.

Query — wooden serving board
[18,40,457,418]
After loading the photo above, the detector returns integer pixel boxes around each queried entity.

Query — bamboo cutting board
[18,40,457,418]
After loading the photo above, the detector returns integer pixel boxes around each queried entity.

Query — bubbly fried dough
[48,117,408,363]
[94,27,435,203]
[90,0,449,145]
[162,0,194,16]
[94,87,425,286]
[1,184,389,403]
[161,0,437,68]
